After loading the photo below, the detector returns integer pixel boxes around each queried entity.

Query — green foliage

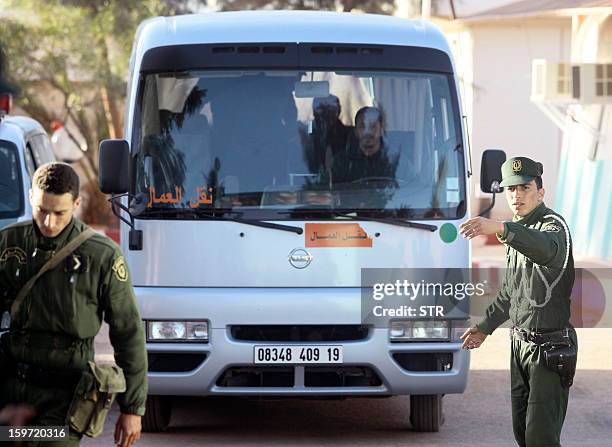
[0,0,204,149]
[217,0,395,14]
[0,0,205,224]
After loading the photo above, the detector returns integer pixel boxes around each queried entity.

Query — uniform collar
[512,202,546,226]
[33,217,78,250]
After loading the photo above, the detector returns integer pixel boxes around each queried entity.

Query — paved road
[85,328,612,447]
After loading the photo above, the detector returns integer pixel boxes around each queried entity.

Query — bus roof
[135,11,452,58]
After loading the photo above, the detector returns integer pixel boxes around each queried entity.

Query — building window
[595,63,612,96]
[556,63,570,95]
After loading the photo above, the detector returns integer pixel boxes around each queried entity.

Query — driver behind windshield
[331,106,399,186]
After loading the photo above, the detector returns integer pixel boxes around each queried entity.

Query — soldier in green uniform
[459,156,577,447]
[0,162,147,446]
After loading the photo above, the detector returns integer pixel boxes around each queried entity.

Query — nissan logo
[288,248,313,269]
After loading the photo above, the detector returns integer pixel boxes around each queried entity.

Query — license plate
[254,345,343,364]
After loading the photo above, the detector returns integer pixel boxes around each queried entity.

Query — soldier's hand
[114,413,142,447]
[460,327,488,350]
[459,217,504,240]
[0,404,35,426]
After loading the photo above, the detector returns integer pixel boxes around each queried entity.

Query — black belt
[13,362,82,390]
[511,327,571,345]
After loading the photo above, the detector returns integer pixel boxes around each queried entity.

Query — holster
[543,342,577,388]
[67,361,126,438]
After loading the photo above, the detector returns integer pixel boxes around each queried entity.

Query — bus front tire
[409,394,444,432]
[142,395,172,432]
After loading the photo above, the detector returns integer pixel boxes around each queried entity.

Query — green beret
[499,156,543,187]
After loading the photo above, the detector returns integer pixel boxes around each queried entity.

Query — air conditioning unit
[531,59,574,103]
[572,63,612,104]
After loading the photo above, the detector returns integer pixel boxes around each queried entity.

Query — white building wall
[396,0,521,19]
[556,12,612,260]
[462,20,571,218]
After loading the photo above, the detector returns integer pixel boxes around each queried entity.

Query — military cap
[499,156,543,187]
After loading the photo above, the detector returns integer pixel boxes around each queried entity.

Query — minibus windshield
[134,70,466,220]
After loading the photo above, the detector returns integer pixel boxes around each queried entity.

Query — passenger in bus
[332,106,399,186]
[304,95,348,175]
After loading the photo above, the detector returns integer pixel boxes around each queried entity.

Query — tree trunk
[100,87,117,139]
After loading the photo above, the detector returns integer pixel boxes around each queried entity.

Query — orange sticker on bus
[305,223,372,248]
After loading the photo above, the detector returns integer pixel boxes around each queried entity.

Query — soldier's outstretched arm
[101,251,148,425]
[459,216,504,241]
[498,218,569,268]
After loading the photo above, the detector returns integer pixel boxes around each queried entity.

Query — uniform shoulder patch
[542,222,562,233]
[112,256,129,282]
[0,247,28,264]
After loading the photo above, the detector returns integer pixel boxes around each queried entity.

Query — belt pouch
[67,361,126,438]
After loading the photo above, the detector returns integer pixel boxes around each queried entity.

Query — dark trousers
[510,330,577,447]
[1,377,82,446]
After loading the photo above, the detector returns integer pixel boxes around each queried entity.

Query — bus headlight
[389,320,450,341]
[187,322,209,340]
[147,321,209,342]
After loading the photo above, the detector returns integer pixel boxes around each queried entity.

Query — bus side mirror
[99,139,130,194]
[480,149,506,193]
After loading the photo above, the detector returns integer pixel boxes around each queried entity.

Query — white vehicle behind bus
[0,95,56,229]
[99,11,477,433]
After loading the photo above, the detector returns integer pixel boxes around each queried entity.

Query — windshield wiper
[139,208,303,234]
[282,208,438,232]
[333,212,437,232]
